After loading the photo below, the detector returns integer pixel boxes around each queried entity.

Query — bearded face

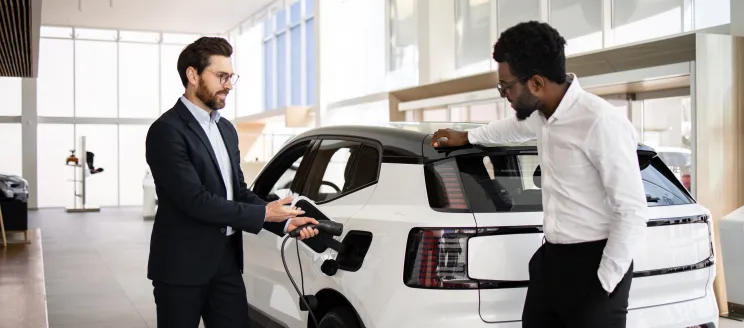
[510,86,541,121]
[195,76,229,110]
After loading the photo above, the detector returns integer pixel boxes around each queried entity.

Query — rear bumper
[627,291,719,328]
[371,288,718,328]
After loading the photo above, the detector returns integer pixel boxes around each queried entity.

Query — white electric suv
[242,122,719,328]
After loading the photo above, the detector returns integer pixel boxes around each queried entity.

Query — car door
[289,138,382,316]
[242,137,317,326]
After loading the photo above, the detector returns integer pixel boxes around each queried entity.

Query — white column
[732,0,744,37]
[314,0,323,127]
[21,78,38,209]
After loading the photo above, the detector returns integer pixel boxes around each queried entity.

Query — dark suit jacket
[145,99,287,286]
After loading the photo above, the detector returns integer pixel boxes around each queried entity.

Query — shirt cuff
[466,129,478,145]
[597,263,623,294]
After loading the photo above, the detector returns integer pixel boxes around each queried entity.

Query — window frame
[300,135,383,205]
[640,155,696,206]
[251,137,317,200]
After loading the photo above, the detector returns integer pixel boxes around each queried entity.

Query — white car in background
[241,123,718,328]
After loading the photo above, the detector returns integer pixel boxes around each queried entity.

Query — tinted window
[269,156,303,198]
[642,157,694,206]
[455,153,542,212]
[254,140,312,202]
[450,151,693,213]
[304,140,380,203]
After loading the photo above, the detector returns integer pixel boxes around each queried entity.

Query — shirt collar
[547,73,581,123]
[181,95,220,124]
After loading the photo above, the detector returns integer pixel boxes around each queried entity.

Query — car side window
[252,139,312,202]
[641,157,694,207]
[304,139,380,203]
[269,156,303,198]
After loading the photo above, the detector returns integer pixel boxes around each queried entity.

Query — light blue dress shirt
[182,96,236,236]
[181,96,292,235]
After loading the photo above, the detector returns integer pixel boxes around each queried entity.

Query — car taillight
[424,159,469,210]
[403,228,477,289]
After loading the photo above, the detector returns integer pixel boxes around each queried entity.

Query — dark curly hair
[493,21,567,84]
[177,37,233,88]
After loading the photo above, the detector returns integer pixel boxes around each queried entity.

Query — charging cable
[280,220,345,328]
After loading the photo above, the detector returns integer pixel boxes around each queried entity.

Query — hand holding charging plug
[287,218,320,240]
[267,195,319,240]
[285,193,319,241]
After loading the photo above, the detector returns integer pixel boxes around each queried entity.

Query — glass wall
[434,0,729,79]
[551,0,602,55]
[497,0,541,36]
[34,26,217,208]
[0,77,22,177]
[0,77,22,116]
[263,0,316,111]
[454,0,491,69]
[0,124,23,176]
[612,0,682,46]
[37,124,75,208]
[636,96,693,192]
[389,0,418,72]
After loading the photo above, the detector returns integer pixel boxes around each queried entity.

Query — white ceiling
[41,0,276,35]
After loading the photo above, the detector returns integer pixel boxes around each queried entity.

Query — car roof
[291,122,656,162]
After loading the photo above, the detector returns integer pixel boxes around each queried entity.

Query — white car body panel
[243,128,719,328]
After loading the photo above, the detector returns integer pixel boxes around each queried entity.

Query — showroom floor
[30,208,744,328]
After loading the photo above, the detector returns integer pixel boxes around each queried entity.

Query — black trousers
[153,234,249,328]
[522,238,633,328]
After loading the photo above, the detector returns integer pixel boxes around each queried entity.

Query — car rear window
[425,151,694,213]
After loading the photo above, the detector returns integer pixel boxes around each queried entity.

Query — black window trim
[301,135,384,205]
[643,155,696,204]
[251,137,317,200]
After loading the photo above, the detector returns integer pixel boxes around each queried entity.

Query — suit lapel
[176,100,222,178]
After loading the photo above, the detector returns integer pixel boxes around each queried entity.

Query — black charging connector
[281,219,345,328]
[288,220,344,238]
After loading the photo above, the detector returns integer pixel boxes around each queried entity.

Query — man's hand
[431,128,469,148]
[286,217,320,240]
[265,196,304,222]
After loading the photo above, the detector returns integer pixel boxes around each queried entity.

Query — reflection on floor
[0,229,49,328]
[30,208,163,328]
[28,208,744,328]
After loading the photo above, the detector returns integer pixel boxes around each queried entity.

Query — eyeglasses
[496,76,531,98]
[205,69,240,85]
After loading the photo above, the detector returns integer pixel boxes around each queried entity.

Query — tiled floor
[28,208,744,328]
[30,207,159,328]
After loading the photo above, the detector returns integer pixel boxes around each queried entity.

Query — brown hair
[176,37,233,87]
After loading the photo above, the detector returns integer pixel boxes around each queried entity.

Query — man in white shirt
[431,21,648,327]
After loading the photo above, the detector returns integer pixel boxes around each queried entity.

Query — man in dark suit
[145,37,319,328]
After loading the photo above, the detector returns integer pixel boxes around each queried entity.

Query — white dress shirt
[182,96,236,236]
[466,74,648,293]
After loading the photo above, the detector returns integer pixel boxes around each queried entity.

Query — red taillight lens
[403,228,477,289]
[425,159,469,210]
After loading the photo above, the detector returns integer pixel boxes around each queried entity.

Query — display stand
[66,136,100,213]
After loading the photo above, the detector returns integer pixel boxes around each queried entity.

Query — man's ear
[186,67,198,85]
[529,76,546,94]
